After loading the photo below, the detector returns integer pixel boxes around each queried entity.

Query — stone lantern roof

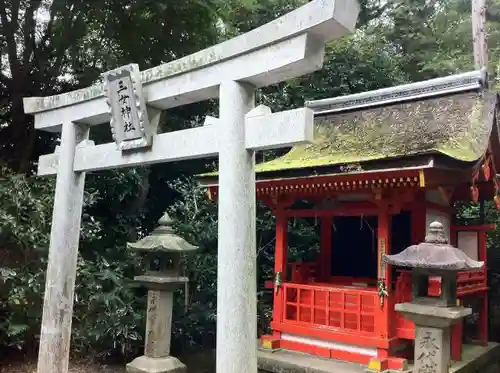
[127,212,198,253]
[383,221,484,271]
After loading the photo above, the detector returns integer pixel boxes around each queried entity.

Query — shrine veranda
[22,1,360,373]
[198,69,499,370]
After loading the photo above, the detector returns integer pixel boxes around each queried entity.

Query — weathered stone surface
[384,222,484,271]
[216,81,257,373]
[257,343,500,373]
[144,290,174,358]
[411,270,458,308]
[128,213,198,253]
[27,2,361,373]
[258,348,365,373]
[414,326,451,373]
[24,0,359,118]
[38,106,314,176]
[396,303,471,328]
[133,275,188,291]
[102,63,154,151]
[126,356,186,373]
[35,122,89,373]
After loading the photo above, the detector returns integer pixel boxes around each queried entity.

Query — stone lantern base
[126,355,187,373]
[395,303,471,373]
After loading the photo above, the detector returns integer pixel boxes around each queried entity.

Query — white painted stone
[216,81,256,373]
[37,107,313,175]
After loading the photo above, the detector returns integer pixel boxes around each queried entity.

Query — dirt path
[0,361,125,373]
[0,351,218,373]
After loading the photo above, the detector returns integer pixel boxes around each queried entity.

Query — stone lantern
[383,221,484,373]
[126,212,198,373]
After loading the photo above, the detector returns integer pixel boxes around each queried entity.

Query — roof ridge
[306,69,487,115]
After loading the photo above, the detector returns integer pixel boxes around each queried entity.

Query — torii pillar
[22,2,360,373]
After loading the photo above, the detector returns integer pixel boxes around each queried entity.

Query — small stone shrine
[384,221,484,373]
[126,212,198,373]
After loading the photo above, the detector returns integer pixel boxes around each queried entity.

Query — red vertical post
[411,191,426,245]
[451,322,463,361]
[377,204,392,357]
[319,216,333,281]
[478,230,488,344]
[272,211,288,338]
[450,220,461,360]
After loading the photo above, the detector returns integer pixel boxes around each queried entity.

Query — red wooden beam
[272,211,288,339]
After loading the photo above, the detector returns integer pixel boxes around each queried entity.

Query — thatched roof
[256,91,497,174]
[198,70,498,182]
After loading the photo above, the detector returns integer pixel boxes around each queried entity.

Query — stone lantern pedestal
[126,213,198,373]
[384,222,484,373]
[395,303,470,373]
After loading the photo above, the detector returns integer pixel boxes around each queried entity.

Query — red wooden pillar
[377,204,392,358]
[411,191,426,244]
[272,211,288,339]
[319,216,333,281]
[451,321,463,361]
[449,221,463,360]
[478,230,488,344]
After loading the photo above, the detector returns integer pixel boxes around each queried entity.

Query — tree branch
[0,72,12,90]
[38,2,89,94]
[22,0,42,68]
[0,0,22,81]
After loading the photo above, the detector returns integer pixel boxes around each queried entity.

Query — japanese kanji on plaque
[102,63,152,151]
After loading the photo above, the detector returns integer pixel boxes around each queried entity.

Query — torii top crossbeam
[24,0,358,132]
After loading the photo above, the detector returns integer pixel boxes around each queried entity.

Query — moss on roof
[199,91,497,178]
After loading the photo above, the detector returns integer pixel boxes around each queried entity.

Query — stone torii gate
[22,1,359,373]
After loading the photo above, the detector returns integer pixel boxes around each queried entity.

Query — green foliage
[71,254,145,360]
[0,167,99,352]
[2,0,500,362]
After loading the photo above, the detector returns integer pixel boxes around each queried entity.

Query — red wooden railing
[282,282,383,338]
[393,269,487,339]
[272,263,487,343]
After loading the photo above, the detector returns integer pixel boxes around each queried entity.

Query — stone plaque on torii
[22,2,360,373]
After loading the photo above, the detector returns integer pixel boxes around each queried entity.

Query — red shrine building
[198,70,497,370]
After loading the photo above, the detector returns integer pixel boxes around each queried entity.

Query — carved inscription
[102,64,152,151]
[378,238,386,279]
[116,79,135,134]
[417,331,440,373]
[145,290,159,356]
